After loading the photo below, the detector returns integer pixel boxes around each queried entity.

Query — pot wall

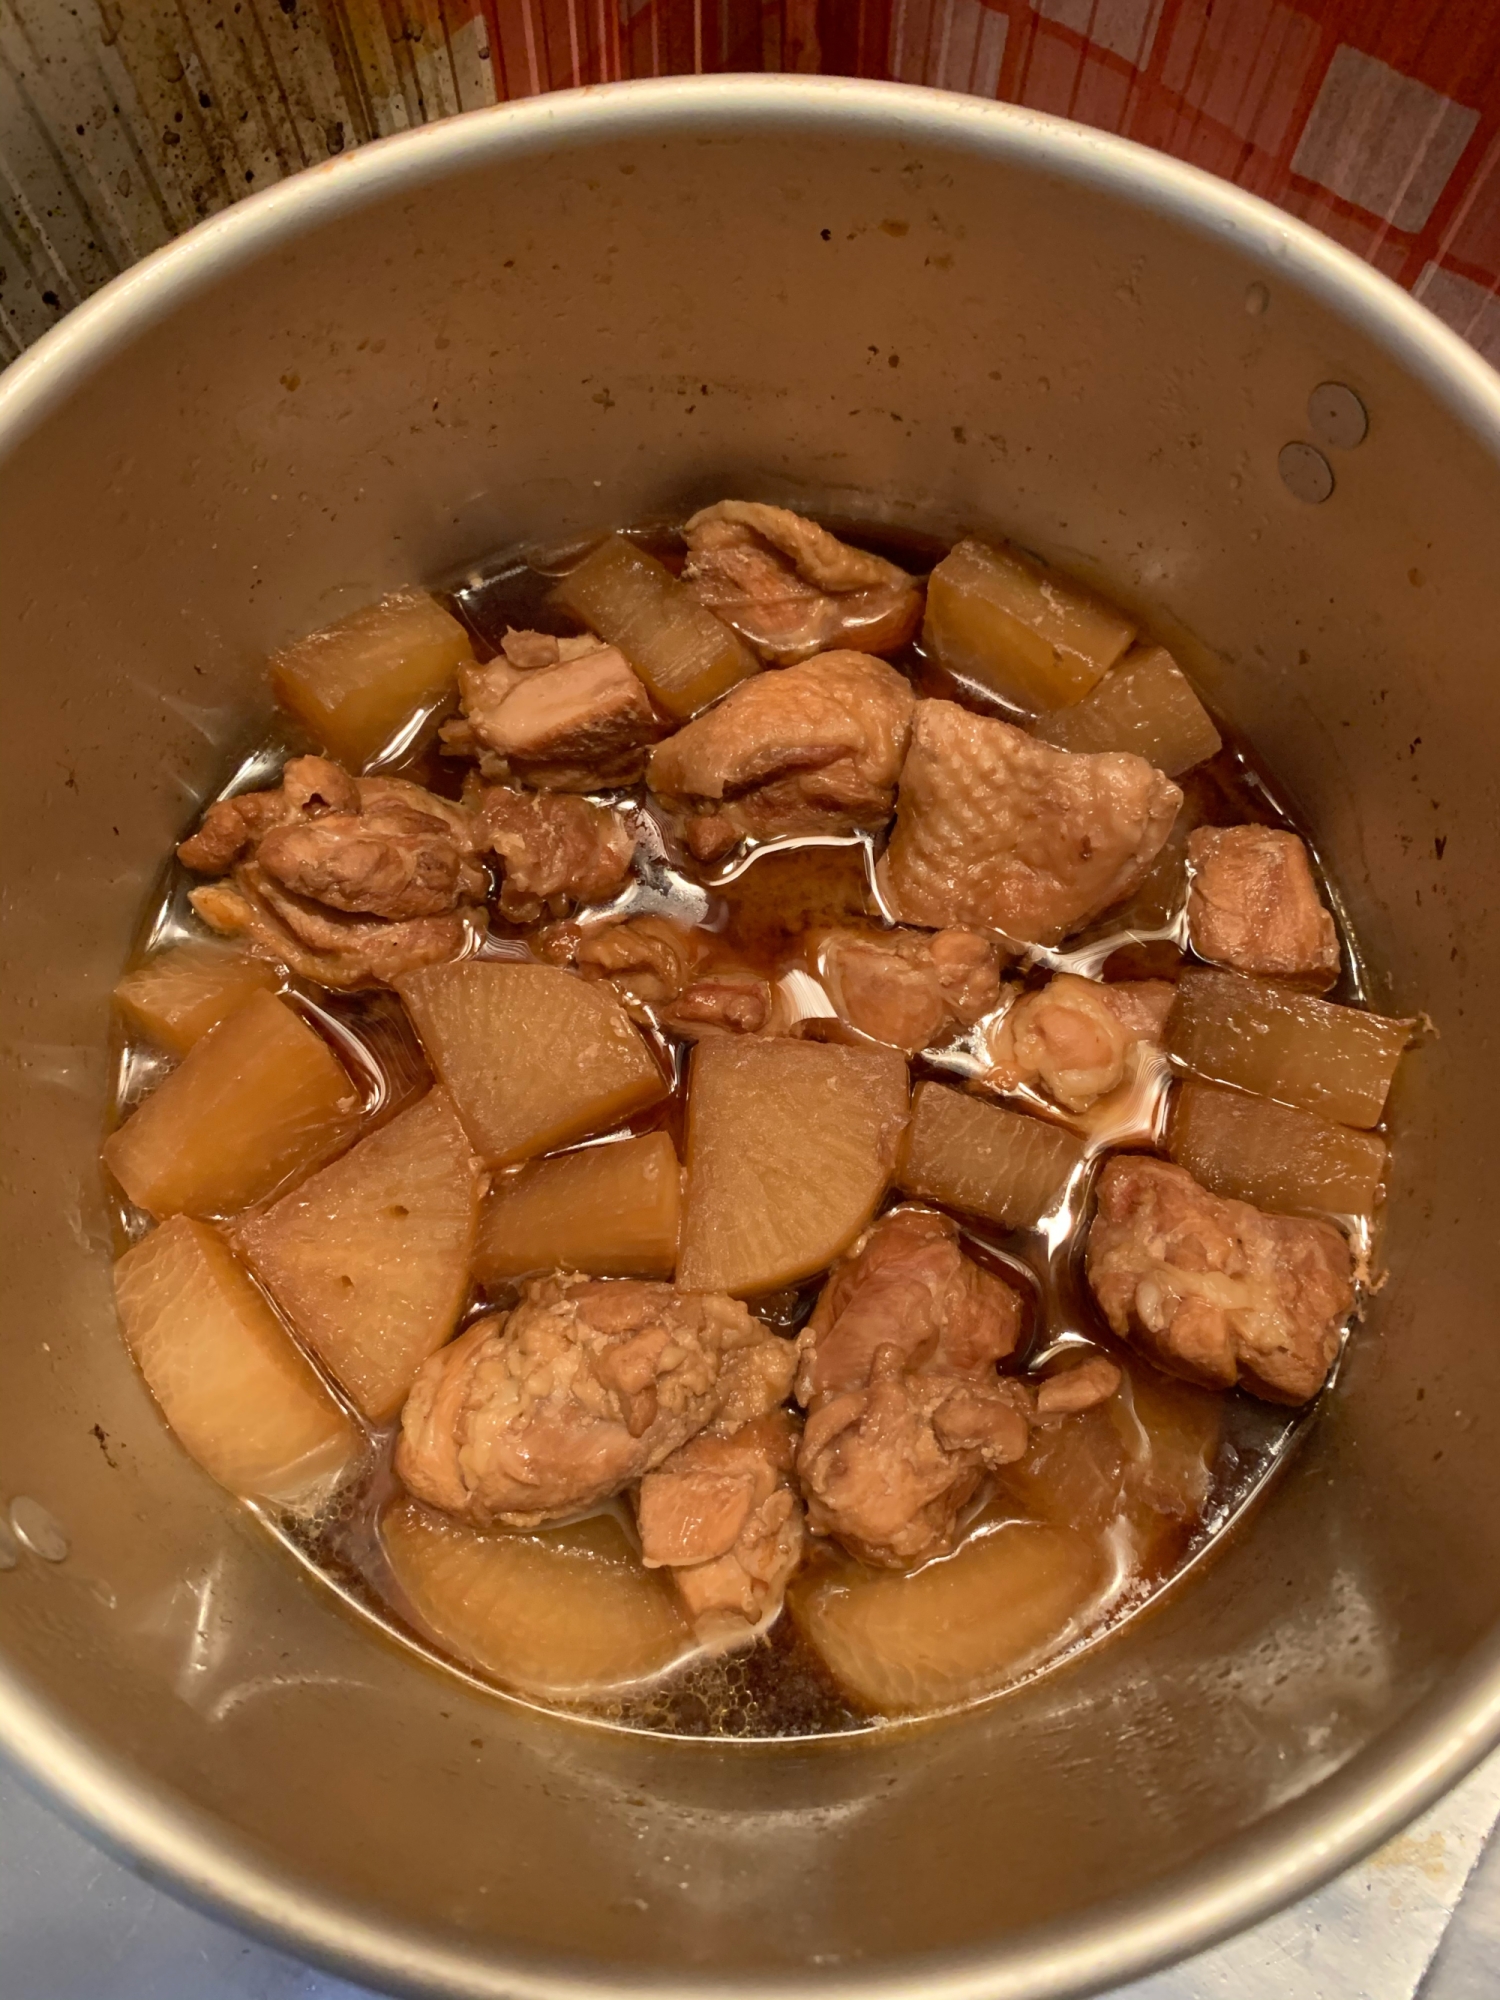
[2,80,1500,2000]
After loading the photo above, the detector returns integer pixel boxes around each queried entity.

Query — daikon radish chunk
[677,1039,909,1296]
[103,991,360,1219]
[232,1089,485,1421]
[272,584,476,772]
[114,1217,356,1503]
[922,537,1135,713]
[898,1081,1083,1228]
[998,1357,1221,1572]
[474,1131,681,1284]
[1034,646,1222,776]
[269,588,474,770]
[382,1500,689,1696]
[397,961,668,1167]
[1166,970,1409,1129]
[1167,1077,1388,1216]
[112,942,280,1055]
[791,1520,1106,1715]
[1117,1362,1223,1529]
[551,535,760,719]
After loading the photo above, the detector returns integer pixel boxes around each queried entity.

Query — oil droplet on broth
[102,522,1358,1738]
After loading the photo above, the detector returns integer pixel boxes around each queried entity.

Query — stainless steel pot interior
[2,75,1500,2000]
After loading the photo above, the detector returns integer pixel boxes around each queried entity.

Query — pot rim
[4,71,1500,2000]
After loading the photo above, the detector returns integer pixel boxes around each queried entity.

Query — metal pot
[2,74,1498,2000]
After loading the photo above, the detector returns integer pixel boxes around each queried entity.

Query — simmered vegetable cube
[1001,1358,1221,1569]
[551,534,760,719]
[1166,970,1409,1130]
[922,537,1135,713]
[677,1039,909,1296]
[114,1217,356,1502]
[898,1081,1083,1228]
[397,961,669,1167]
[269,588,474,770]
[1034,645,1222,777]
[103,990,360,1219]
[790,1520,1106,1714]
[382,1500,688,1696]
[474,1130,681,1284]
[112,942,280,1055]
[1167,1077,1388,1216]
[232,1089,485,1421]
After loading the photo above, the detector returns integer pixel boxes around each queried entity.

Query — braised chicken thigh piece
[571,913,709,1002]
[986,974,1175,1113]
[479,786,635,923]
[636,1409,805,1643]
[817,927,1004,1054]
[443,629,663,790]
[1086,1156,1354,1404]
[396,1275,795,1529]
[681,502,923,664]
[796,1207,1023,1400]
[1186,825,1340,987]
[794,1210,1032,1567]
[879,703,1181,944]
[181,755,488,987]
[648,651,916,861]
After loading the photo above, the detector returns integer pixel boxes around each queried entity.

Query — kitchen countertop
[4,1747,1499,2000]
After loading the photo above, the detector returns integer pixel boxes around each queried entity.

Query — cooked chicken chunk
[574,914,709,1003]
[568,918,780,1039]
[659,972,775,1039]
[682,501,923,665]
[445,638,661,791]
[180,756,487,988]
[1085,1156,1354,1404]
[1034,1353,1122,1416]
[647,651,916,862]
[818,926,1003,1053]
[180,758,485,914]
[1187,825,1339,987]
[500,627,606,671]
[798,1348,1032,1569]
[480,787,635,923]
[987,975,1175,1113]
[794,1210,1031,1566]
[395,1275,793,1528]
[191,869,479,991]
[796,1208,1023,1401]
[636,1410,804,1641]
[879,704,1182,944]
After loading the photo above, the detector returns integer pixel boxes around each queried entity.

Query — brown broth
[101,521,1381,1739]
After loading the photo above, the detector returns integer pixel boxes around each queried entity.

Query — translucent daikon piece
[550,534,760,719]
[922,537,1135,713]
[397,961,669,1166]
[382,1499,689,1697]
[269,587,474,770]
[474,1130,681,1284]
[677,1038,910,1296]
[1166,969,1410,1130]
[114,1217,356,1503]
[103,990,361,1218]
[232,1089,486,1421]
[1167,1077,1388,1216]
[791,1520,1106,1715]
[1000,1359,1220,1572]
[1034,645,1222,776]
[897,1080,1083,1228]
[112,942,280,1055]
